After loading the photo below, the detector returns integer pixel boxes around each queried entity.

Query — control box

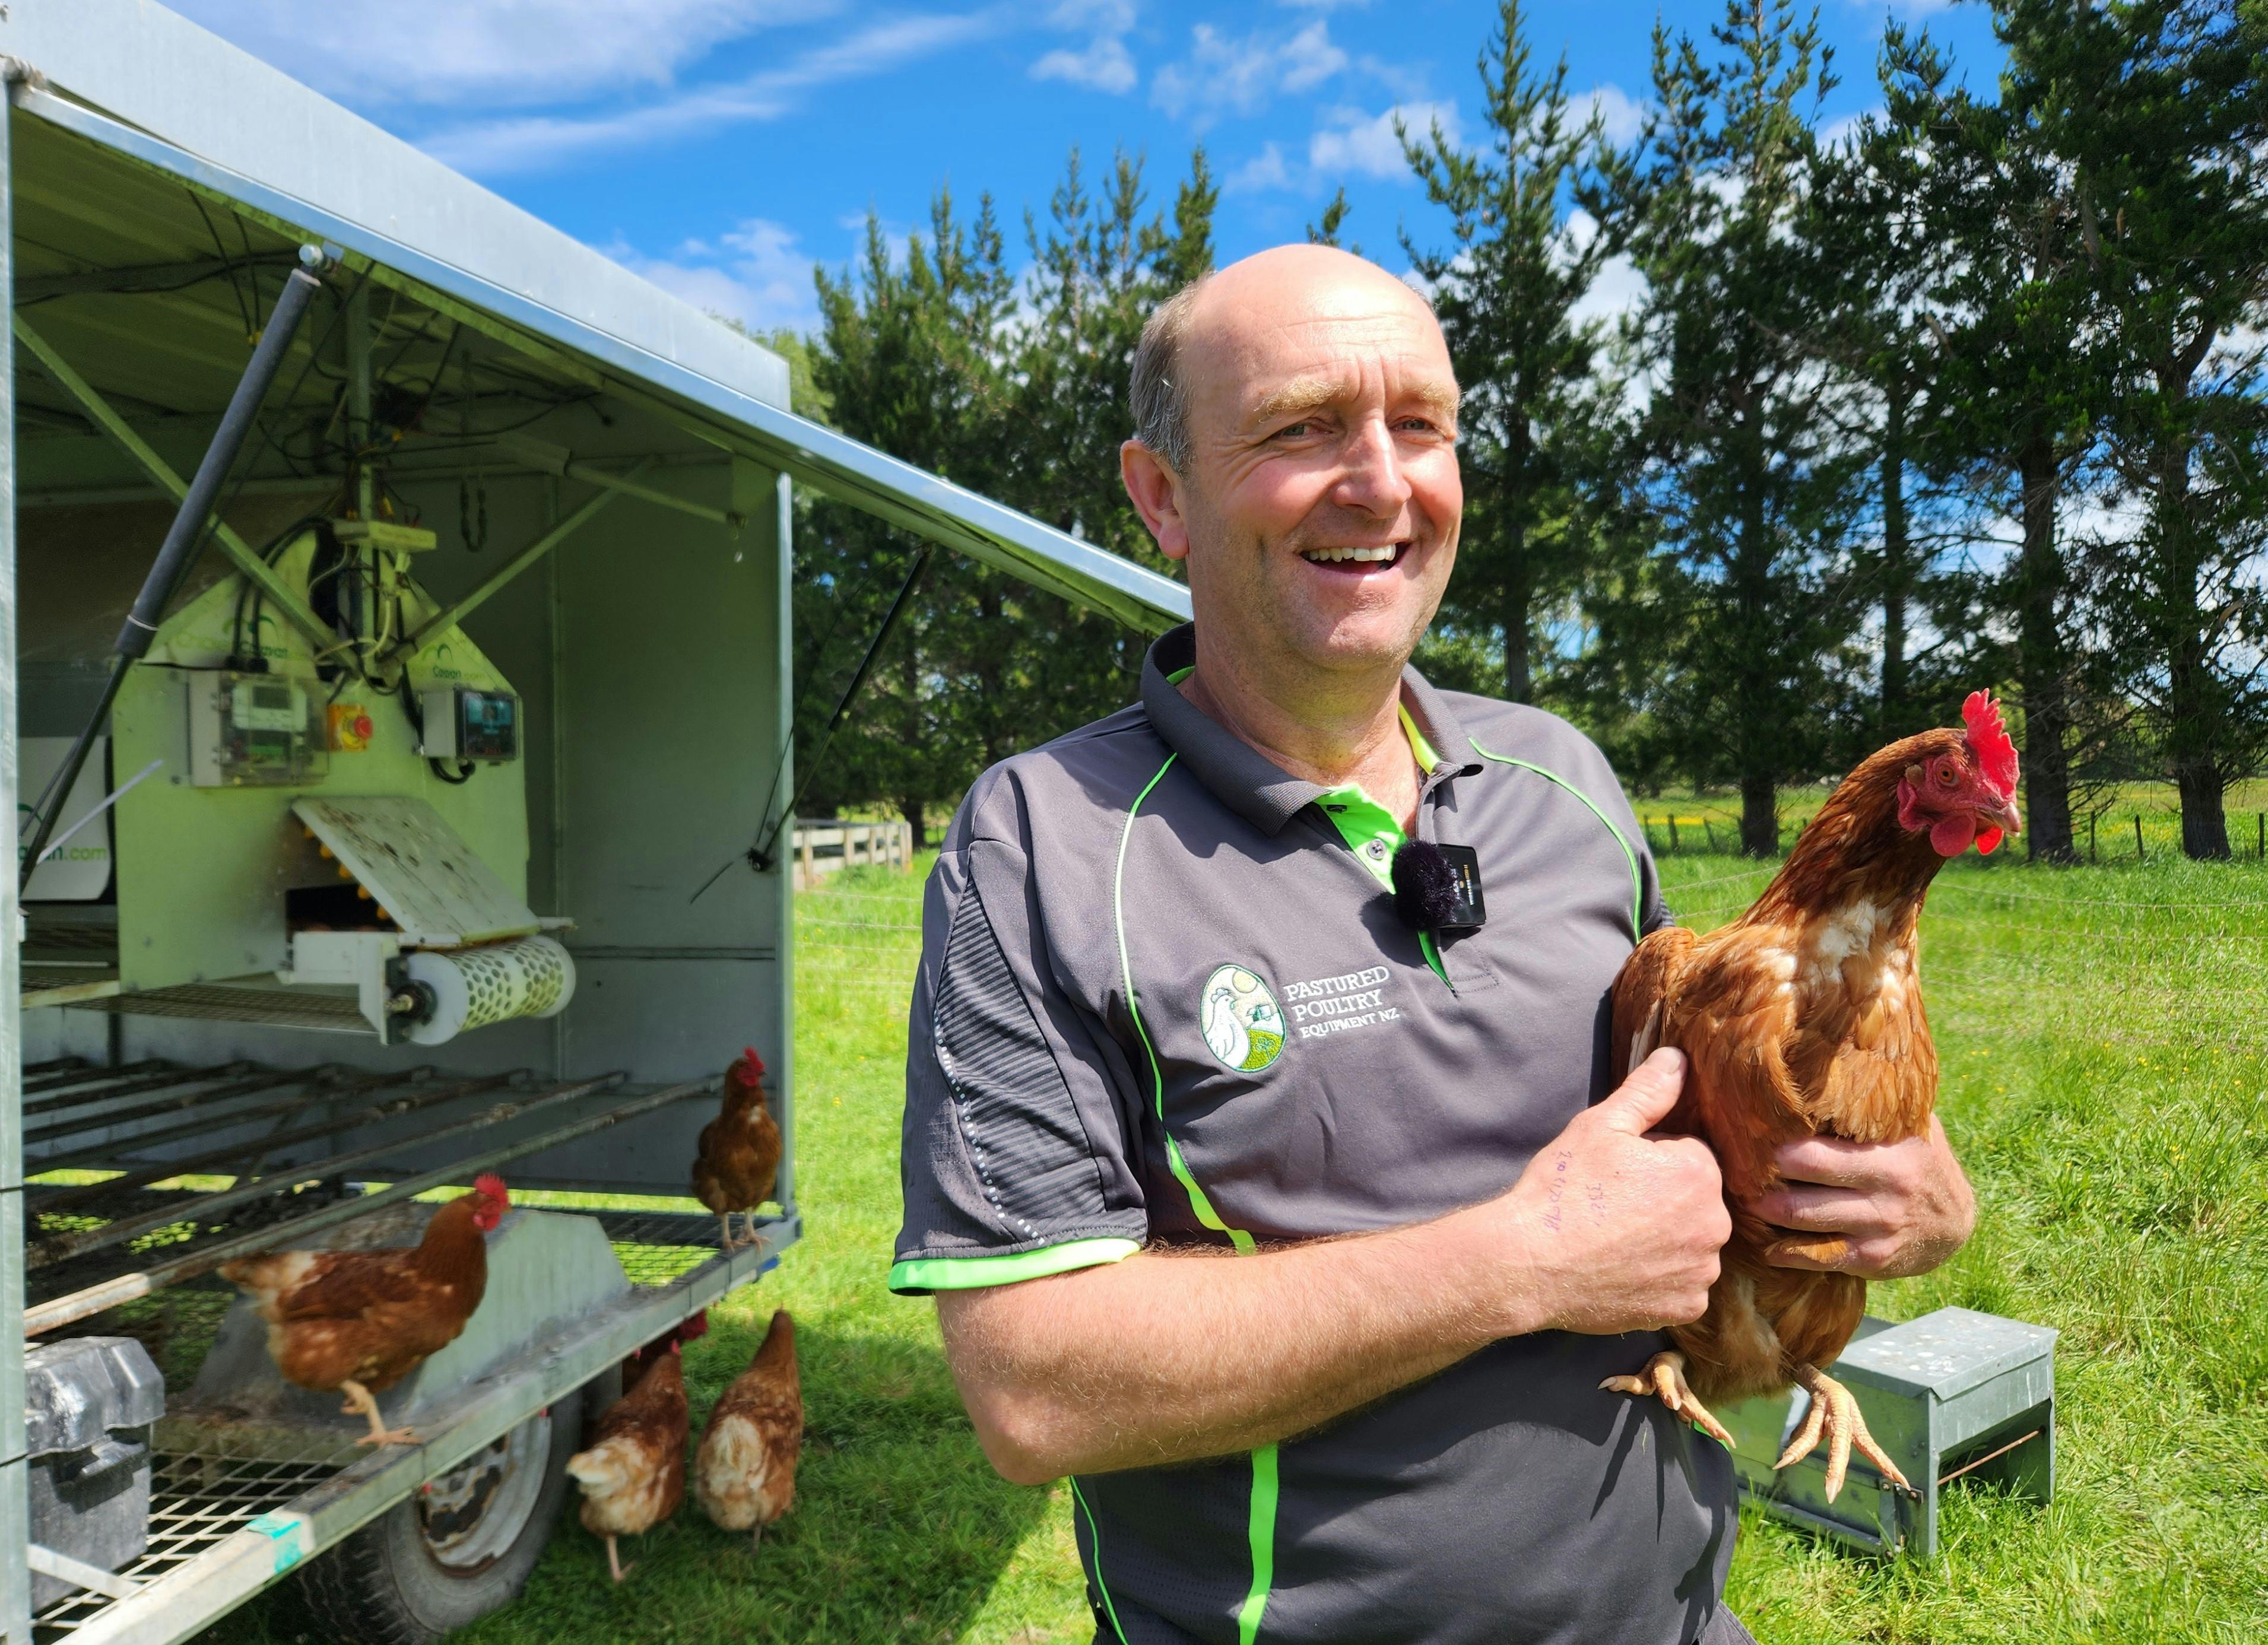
[186,671,328,787]
[417,687,519,762]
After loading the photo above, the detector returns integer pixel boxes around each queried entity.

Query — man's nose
[1331,416,1414,518]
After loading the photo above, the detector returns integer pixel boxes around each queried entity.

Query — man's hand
[1479,1049,1731,1338]
[1751,1114,1975,1279]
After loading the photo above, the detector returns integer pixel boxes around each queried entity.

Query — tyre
[296,1382,586,1644]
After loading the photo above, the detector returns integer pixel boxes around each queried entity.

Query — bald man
[892,246,1877,1643]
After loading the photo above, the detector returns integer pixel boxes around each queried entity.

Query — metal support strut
[17,250,333,888]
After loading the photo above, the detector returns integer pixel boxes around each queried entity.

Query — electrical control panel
[417,687,520,762]
[186,670,328,787]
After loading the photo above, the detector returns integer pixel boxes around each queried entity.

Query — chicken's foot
[605,1534,635,1583]
[717,1212,740,1251]
[1775,1363,1910,1502]
[751,1524,764,1555]
[1599,1351,1733,1449]
[340,1380,418,1448]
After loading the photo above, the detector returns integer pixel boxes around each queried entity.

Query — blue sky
[172,1,2007,336]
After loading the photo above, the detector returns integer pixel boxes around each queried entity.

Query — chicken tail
[565,1436,637,1498]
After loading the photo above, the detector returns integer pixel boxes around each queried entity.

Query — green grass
[204,841,2268,1644]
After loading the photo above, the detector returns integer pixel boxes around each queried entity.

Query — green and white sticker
[1200,964,1285,1073]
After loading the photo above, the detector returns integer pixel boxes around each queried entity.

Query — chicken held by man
[1601,691,2019,1501]
[691,1047,782,1250]
[567,1342,689,1582]
[694,1309,802,1551]
[218,1173,510,1447]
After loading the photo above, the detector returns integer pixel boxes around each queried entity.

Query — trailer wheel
[296,1383,586,1644]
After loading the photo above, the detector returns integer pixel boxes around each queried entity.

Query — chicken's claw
[1600,1350,1734,1450]
[1776,1363,1910,1501]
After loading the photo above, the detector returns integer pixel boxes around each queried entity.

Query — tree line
[779,0,2267,862]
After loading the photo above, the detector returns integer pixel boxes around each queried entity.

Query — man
[891,245,1975,1644]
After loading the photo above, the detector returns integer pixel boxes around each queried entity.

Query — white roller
[400,935,576,1045]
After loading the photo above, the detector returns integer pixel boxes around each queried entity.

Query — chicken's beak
[1986,792,2023,837]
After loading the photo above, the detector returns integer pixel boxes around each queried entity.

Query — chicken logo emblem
[1200,964,1285,1072]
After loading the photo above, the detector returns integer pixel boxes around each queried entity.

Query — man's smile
[1298,541,1410,572]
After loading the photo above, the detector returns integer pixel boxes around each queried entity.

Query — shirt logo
[1200,964,1285,1072]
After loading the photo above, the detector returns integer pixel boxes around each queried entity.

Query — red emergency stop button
[327,703,373,752]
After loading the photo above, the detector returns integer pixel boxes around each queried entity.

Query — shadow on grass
[202,1320,1057,1645]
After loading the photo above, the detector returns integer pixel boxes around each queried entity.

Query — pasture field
[210,828,2268,1644]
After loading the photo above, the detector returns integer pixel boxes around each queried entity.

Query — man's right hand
[1476,1048,1730,1339]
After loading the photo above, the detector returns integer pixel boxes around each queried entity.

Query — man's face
[1128,252,1462,681]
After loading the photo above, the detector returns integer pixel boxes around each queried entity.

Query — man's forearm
[938,1208,1518,1484]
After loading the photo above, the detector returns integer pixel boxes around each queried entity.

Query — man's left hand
[1750,1114,1976,1279]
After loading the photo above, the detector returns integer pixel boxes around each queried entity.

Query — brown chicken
[567,1346,689,1582]
[692,1047,782,1250]
[694,1309,803,1550]
[219,1174,510,1447]
[1601,692,2020,1500]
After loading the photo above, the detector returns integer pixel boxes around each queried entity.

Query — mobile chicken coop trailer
[0,5,1189,1641]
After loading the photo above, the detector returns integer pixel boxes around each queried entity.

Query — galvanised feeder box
[1717,1306,2057,1557]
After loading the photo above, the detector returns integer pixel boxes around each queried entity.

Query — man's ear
[1120,440,1192,563]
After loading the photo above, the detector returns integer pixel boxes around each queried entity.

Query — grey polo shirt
[893,623,1736,1645]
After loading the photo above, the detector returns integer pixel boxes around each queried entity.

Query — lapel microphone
[1392,839,1487,933]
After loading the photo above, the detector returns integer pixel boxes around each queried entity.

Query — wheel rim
[415,1409,553,1574]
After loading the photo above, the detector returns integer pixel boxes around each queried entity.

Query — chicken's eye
[1934,761,1961,788]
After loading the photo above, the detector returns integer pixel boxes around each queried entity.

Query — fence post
[2257,811,2263,862]
[1704,820,1715,853]
[2134,815,2145,861]
[2089,815,2097,862]
[1667,814,1679,853]
[798,828,814,890]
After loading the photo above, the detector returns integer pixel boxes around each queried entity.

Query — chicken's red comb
[678,1309,709,1341]
[472,1173,509,1208]
[1962,691,2019,796]
[735,1046,766,1079]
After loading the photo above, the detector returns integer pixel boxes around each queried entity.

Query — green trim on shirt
[1115,751,1279,1641]
[886,1237,1142,1295]
[1468,744,1645,935]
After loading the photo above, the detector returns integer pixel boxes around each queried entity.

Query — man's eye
[1276,421,1312,439]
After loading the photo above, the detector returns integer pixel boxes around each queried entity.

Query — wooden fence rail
[792,820,915,890]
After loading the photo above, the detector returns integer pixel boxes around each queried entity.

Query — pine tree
[1592,0,1866,854]
[2018,0,2268,858]
[1400,0,1620,706]
[1880,21,2112,863]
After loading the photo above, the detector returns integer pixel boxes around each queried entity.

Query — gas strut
[18,246,333,890]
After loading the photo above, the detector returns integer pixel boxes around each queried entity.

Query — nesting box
[1717,1306,2057,1556]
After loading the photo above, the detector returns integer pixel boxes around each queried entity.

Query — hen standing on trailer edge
[218,1174,511,1447]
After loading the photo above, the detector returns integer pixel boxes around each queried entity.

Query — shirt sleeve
[890,832,1149,1295]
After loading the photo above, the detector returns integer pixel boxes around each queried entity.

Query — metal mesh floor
[33,1453,338,1635]
[27,1222,766,1640]
[18,1059,757,1637]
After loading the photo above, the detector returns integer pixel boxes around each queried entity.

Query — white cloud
[1309,101,1456,180]
[1584,84,1649,145]
[170,0,816,108]
[421,12,1003,176]
[1049,0,1137,27]
[1152,21,1347,125]
[1225,143,1295,194]
[1818,107,1882,151]
[601,218,820,334]
[1032,36,1138,94]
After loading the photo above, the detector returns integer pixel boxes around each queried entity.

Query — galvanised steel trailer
[0,6,1190,1641]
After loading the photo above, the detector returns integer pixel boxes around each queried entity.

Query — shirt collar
[1138,623,1482,838]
